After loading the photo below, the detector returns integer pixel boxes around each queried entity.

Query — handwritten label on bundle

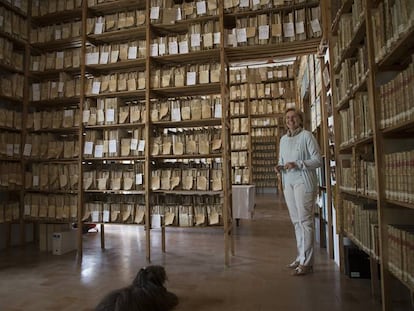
[6,144,13,157]
[94,144,103,158]
[158,43,166,56]
[100,51,109,64]
[187,71,196,85]
[240,0,249,7]
[150,7,160,20]
[106,109,115,122]
[84,141,93,155]
[179,41,189,54]
[130,138,138,150]
[236,28,247,43]
[23,144,32,156]
[169,41,178,54]
[214,32,221,45]
[110,50,119,63]
[103,210,110,222]
[33,176,39,187]
[128,46,137,59]
[296,21,305,34]
[311,19,321,33]
[172,107,181,121]
[196,1,206,15]
[258,25,269,40]
[214,102,222,118]
[92,81,101,94]
[150,43,158,56]
[283,22,295,37]
[136,173,143,185]
[191,33,201,47]
[138,140,145,152]
[109,140,117,153]
[82,110,90,123]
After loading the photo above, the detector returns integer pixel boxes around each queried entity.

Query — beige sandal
[291,265,313,276]
[286,261,299,269]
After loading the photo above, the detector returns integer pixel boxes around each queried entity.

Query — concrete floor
[0,194,382,311]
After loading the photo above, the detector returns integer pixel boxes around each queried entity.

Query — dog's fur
[95,265,178,311]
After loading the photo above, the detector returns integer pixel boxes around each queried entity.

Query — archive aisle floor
[0,194,381,311]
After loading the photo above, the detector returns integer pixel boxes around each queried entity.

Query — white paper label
[55,29,62,40]
[158,43,166,56]
[95,110,104,123]
[136,173,143,185]
[311,19,321,33]
[92,81,101,94]
[33,176,39,187]
[128,46,138,59]
[191,33,201,47]
[235,175,241,183]
[283,22,295,37]
[176,7,182,21]
[84,141,93,155]
[214,32,221,44]
[214,102,222,118]
[58,82,65,93]
[91,211,99,222]
[150,7,160,19]
[267,71,273,79]
[130,138,138,150]
[110,50,119,63]
[265,86,271,95]
[109,140,117,153]
[24,204,30,216]
[83,110,90,123]
[94,144,103,158]
[236,28,247,43]
[106,109,115,122]
[253,0,260,5]
[179,41,189,54]
[172,107,181,121]
[94,22,104,34]
[6,144,13,156]
[23,143,32,156]
[103,210,110,222]
[296,21,305,34]
[240,0,249,7]
[56,51,64,59]
[32,84,40,101]
[258,25,269,40]
[138,140,145,152]
[196,1,206,15]
[100,51,109,64]
[150,43,158,56]
[64,110,74,117]
[33,61,39,71]
[187,71,196,85]
[169,41,178,54]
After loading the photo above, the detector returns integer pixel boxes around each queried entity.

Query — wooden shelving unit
[329,0,414,309]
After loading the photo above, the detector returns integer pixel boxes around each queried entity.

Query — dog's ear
[132,266,166,288]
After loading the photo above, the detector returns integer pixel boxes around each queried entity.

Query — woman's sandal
[286,261,300,269]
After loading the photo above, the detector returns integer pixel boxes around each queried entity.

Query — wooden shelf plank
[386,199,414,210]
[83,156,145,162]
[0,62,24,74]
[87,90,146,100]
[88,1,146,15]
[88,27,146,44]
[0,126,21,133]
[152,118,221,128]
[377,25,414,70]
[85,123,145,130]
[32,9,83,26]
[31,37,83,52]
[0,30,26,49]
[28,126,79,134]
[151,83,221,97]
[30,97,80,107]
[86,59,146,73]
[151,49,221,65]
[0,0,27,17]
[84,190,146,195]
[0,94,22,104]
[152,190,222,195]
[340,189,378,202]
[25,189,79,194]
[25,158,79,163]
[152,153,223,160]
[0,157,21,162]
[226,38,320,62]
[30,67,81,79]
[330,0,353,35]
[151,15,219,35]
[381,120,414,137]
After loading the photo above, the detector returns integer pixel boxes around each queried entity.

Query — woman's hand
[284,162,297,170]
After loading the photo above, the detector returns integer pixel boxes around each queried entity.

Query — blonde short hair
[284,108,304,127]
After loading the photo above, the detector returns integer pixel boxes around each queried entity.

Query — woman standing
[275,108,322,276]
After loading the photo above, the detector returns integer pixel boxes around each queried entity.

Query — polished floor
[0,194,381,311]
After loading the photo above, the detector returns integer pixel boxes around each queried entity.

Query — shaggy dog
[95,265,178,311]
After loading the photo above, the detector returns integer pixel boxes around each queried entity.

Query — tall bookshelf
[329,0,414,309]
[1,0,322,265]
[0,0,29,248]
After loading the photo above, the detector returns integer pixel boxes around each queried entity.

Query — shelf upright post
[219,0,234,265]
[144,0,152,262]
[76,0,89,262]
[364,0,391,309]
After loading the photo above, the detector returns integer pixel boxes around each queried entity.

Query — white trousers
[283,183,315,267]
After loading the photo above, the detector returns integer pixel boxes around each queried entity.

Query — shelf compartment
[0,62,24,74]
[151,15,219,35]
[84,190,146,195]
[151,83,221,97]
[88,1,146,15]
[0,0,27,17]
[25,158,79,164]
[151,49,221,66]
[28,126,79,134]
[31,37,83,52]
[85,123,145,130]
[25,189,79,194]
[87,90,146,100]
[153,118,221,128]
[86,59,146,73]
[0,30,27,49]
[336,73,368,111]
[30,68,81,80]
[225,38,320,63]
[152,190,222,195]
[88,27,146,44]
[32,9,83,26]
[344,230,379,261]
[30,97,80,107]
[386,199,414,210]
[152,153,223,160]
[377,25,414,70]
[0,157,21,162]
[83,156,145,162]
[340,189,378,202]
[381,120,414,137]
[331,0,353,35]
[334,19,366,74]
